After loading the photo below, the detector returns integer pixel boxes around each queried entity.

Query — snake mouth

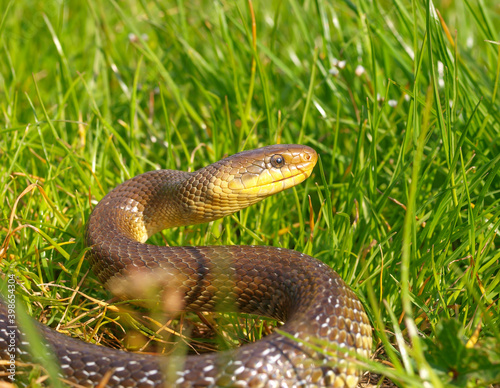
[232,158,317,198]
[255,168,314,197]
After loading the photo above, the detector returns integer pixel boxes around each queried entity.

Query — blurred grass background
[1,0,499,386]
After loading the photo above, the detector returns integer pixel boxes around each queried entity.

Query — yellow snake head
[183,144,318,223]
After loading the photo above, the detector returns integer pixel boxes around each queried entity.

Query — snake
[0,144,372,387]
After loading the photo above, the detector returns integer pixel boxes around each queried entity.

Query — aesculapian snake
[0,144,372,387]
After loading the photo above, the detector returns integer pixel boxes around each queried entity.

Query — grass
[1,0,499,386]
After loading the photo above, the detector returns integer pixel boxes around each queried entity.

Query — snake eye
[270,154,285,168]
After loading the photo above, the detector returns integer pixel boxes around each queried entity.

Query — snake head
[222,144,318,197]
[185,144,318,221]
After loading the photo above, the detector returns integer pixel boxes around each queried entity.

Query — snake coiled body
[0,145,372,387]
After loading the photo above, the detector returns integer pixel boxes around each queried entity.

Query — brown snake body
[0,144,372,387]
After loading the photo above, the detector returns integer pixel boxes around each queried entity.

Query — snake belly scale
[0,144,372,387]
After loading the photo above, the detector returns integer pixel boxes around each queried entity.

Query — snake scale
[0,144,372,387]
